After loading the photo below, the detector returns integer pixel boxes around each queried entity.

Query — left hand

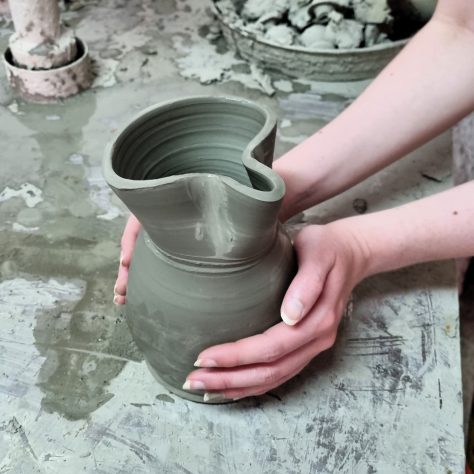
[114,215,141,305]
[183,221,370,402]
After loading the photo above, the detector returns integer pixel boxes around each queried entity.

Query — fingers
[195,324,309,369]
[185,332,336,400]
[114,215,141,304]
[196,275,341,368]
[120,215,141,267]
[114,261,129,302]
[218,363,308,401]
[195,330,293,368]
[280,229,336,326]
[114,294,126,305]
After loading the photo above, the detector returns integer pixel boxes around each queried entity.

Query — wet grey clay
[103,96,296,403]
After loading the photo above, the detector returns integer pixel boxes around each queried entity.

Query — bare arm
[276,0,474,220]
[349,181,474,276]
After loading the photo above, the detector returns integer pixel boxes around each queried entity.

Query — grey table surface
[0,1,465,473]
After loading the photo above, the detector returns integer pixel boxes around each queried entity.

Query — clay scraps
[214,0,395,50]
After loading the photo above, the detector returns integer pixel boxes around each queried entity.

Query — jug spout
[103,96,286,263]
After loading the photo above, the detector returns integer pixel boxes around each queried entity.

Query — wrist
[326,217,375,283]
[274,136,332,221]
[327,208,411,281]
[330,205,433,280]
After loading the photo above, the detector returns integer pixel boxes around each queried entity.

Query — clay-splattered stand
[3,0,91,101]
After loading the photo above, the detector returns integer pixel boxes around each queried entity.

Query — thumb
[280,259,331,326]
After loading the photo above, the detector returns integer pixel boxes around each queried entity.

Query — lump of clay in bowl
[289,1,348,29]
[299,25,335,49]
[288,1,314,29]
[364,24,391,46]
[353,0,392,24]
[241,21,266,35]
[214,0,416,51]
[325,11,364,49]
[311,4,336,24]
[264,24,296,46]
[242,0,289,21]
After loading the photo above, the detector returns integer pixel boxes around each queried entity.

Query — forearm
[276,3,474,220]
[338,181,474,277]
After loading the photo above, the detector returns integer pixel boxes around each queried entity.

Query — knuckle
[293,233,304,250]
[318,312,337,334]
[260,341,285,363]
[294,228,312,251]
[220,374,234,390]
[227,390,246,400]
[233,341,250,366]
[324,332,337,350]
[335,300,346,315]
[258,366,280,385]
[255,386,272,396]
[311,274,324,292]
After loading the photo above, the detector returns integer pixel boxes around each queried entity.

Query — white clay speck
[273,79,293,93]
[0,183,43,208]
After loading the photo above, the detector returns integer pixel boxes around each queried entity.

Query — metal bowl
[211,1,408,82]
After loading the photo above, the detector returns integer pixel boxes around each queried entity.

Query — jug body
[103,96,296,403]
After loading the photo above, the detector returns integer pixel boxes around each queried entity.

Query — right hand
[114,215,141,305]
[183,221,371,400]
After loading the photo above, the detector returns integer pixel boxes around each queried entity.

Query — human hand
[183,221,371,401]
[114,215,141,305]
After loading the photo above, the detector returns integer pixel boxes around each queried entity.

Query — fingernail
[203,392,227,403]
[194,358,218,368]
[113,295,119,305]
[281,297,304,326]
[182,380,206,391]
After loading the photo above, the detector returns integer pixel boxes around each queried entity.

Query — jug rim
[103,95,285,203]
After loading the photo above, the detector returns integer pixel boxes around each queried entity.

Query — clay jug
[103,96,296,403]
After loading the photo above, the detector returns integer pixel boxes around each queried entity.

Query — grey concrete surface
[0,1,466,473]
